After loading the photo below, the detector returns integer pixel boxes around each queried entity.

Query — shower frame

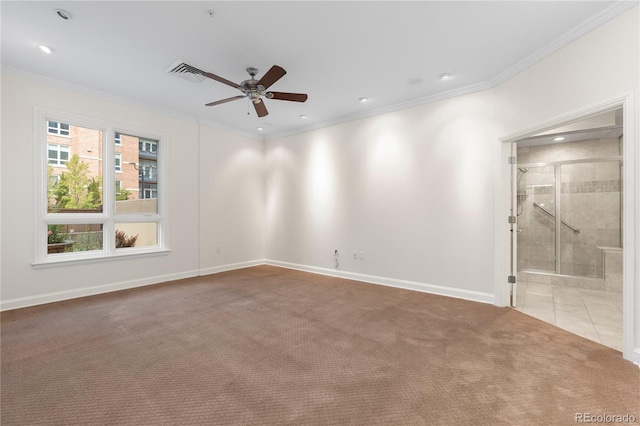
[518,155,622,276]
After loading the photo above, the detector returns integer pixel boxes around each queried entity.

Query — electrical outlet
[353,251,358,260]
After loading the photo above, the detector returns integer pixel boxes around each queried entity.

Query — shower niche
[515,124,623,292]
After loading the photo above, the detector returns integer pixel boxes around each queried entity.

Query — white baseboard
[199,259,266,276]
[2,258,495,311]
[265,259,495,305]
[0,270,200,311]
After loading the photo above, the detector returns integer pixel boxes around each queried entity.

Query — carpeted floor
[2,265,638,425]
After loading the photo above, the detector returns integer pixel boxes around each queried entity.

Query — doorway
[509,108,625,352]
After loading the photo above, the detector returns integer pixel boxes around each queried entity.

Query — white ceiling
[1,1,633,139]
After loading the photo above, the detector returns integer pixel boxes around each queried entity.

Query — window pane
[114,133,158,214]
[47,223,103,254]
[47,121,58,134]
[115,223,158,248]
[48,148,57,163]
[47,124,103,213]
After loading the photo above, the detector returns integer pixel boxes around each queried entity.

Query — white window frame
[47,144,70,166]
[47,120,70,137]
[34,108,169,267]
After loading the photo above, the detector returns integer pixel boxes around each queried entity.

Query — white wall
[198,124,265,273]
[0,72,264,308]
[265,90,497,301]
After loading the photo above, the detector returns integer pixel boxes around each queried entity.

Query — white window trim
[34,107,169,267]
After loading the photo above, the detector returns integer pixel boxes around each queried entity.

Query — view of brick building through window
[47,121,158,205]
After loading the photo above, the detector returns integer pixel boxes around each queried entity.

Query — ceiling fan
[203,65,308,117]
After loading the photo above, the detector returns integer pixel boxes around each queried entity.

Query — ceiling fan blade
[253,99,268,117]
[267,92,308,102]
[203,72,244,90]
[205,95,245,106]
[257,65,286,89]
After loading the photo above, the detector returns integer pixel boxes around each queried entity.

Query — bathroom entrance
[510,108,624,351]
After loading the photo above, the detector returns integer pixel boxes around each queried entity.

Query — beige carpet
[2,265,638,425]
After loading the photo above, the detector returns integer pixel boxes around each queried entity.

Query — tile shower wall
[517,138,622,278]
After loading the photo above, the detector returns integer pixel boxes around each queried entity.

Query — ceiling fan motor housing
[241,78,267,103]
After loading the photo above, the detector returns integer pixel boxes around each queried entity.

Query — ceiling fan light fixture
[38,44,54,54]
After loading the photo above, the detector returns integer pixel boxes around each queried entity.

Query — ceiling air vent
[166,61,206,83]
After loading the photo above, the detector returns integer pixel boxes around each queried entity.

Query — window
[47,121,70,136]
[140,159,157,180]
[47,144,70,166]
[141,183,157,199]
[35,109,166,265]
[139,139,157,154]
[115,132,122,145]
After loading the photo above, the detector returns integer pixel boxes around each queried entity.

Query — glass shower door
[517,165,556,273]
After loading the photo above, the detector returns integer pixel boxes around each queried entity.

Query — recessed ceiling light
[553,136,565,141]
[299,114,308,119]
[439,73,452,80]
[359,97,368,103]
[257,127,263,131]
[38,45,54,54]
[54,9,73,20]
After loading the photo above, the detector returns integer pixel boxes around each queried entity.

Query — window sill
[32,248,171,270]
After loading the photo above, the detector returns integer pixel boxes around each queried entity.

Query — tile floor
[514,281,623,351]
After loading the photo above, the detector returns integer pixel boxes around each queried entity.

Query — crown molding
[2,66,199,124]
[3,66,266,141]
[197,118,263,141]
[266,1,638,142]
[264,80,494,141]
[4,2,636,143]
[489,1,638,87]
